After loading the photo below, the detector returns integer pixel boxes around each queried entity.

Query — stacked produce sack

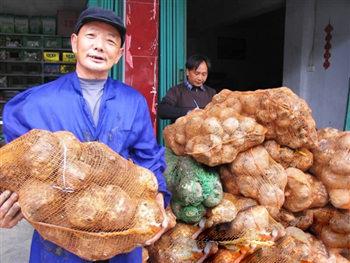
[148,87,349,263]
[0,130,165,261]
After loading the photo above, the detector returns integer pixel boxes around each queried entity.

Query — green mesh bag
[170,199,207,224]
[165,148,223,223]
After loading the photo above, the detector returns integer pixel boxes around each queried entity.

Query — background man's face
[71,21,124,79]
[186,61,208,87]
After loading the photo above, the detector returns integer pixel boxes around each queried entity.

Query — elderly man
[0,6,170,263]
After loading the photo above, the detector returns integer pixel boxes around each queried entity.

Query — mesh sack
[283,167,329,212]
[0,129,164,261]
[240,227,328,263]
[226,145,287,216]
[163,104,267,166]
[164,147,223,224]
[191,192,259,240]
[196,205,286,259]
[203,247,243,263]
[147,222,218,263]
[263,139,313,171]
[309,206,350,255]
[207,87,318,149]
[309,127,350,209]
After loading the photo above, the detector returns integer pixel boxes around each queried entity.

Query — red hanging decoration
[323,20,333,69]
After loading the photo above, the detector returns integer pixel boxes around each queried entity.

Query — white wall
[0,0,86,16]
[283,0,350,131]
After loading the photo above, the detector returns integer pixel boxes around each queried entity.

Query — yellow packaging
[62,52,76,62]
[44,52,60,62]
[60,64,76,74]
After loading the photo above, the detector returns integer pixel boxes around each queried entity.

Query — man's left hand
[144,192,170,246]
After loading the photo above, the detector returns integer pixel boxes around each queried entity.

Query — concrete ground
[0,220,33,263]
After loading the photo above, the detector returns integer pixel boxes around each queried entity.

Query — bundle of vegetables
[207,87,318,149]
[163,103,267,166]
[191,192,258,239]
[0,129,164,261]
[147,222,218,263]
[196,205,286,254]
[238,227,331,263]
[149,87,350,263]
[204,234,329,263]
[308,206,350,258]
[263,139,313,171]
[309,127,350,209]
[222,145,288,218]
[164,148,223,224]
[283,167,329,212]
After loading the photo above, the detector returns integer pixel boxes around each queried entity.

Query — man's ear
[114,48,125,64]
[71,34,78,54]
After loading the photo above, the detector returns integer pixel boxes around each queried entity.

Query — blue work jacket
[3,72,171,263]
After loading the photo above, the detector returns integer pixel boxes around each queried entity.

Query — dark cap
[74,7,127,46]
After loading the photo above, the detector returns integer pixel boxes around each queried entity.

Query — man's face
[71,21,124,79]
[186,61,208,87]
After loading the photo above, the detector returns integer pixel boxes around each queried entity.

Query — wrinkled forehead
[79,21,121,38]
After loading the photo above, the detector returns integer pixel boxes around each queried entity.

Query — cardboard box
[44,52,60,62]
[57,11,79,36]
[0,14,14,33]
[29,15,42,34]
[44,63,60,74]
[44,37,62,48]
[62,52,76,62]
[23,36,42,48]
[42,16,56,35]
[60,64,75,74]
[14,15,29,33]
[62,37,71,49]
[5,35,22,47]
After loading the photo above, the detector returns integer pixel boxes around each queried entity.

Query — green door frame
[87,0,124,81]
[158,0,187,145]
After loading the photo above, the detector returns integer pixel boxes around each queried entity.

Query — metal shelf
[0,73,42,77]
[0,60,42,63]
[0,32,70,37]
[0,87,28,90]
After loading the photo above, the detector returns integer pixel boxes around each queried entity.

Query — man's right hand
[0,190,23,228]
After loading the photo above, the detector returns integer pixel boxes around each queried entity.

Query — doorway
[186,0,286,93]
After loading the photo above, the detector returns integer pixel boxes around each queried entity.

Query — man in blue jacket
[0,6,171,263]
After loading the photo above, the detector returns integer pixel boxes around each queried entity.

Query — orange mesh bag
[0,129,164,261]
[147,222,218,263]
[225,145,287,218]
[309,206,350,258]
[191,192,259,240]
[196,205,286,261]
[163,103,267,166]
[263,139,313,171]
[207,87,318,149]
[240,226,330,263]
[283,167,329,213]
[309,127,350,209]
[203,247,243,263]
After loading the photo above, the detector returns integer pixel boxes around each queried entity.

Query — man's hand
[144,192,170,246]
[0,190,23,228]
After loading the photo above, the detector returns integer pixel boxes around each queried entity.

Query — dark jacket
[158,83,216,123]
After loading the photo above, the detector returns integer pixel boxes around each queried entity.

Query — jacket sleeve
[157,86,192,120]
[130,97,172,207]
[3,91,33,143]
